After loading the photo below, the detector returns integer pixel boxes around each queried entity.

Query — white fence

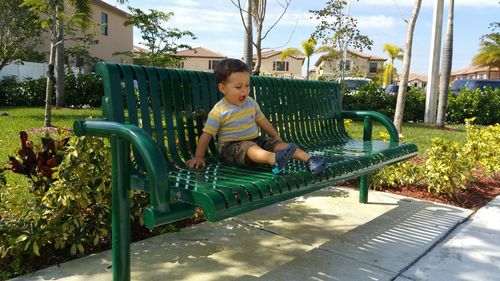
[0,61,48,81]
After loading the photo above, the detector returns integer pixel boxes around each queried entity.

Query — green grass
[0,107,102,185]
[346,121,466,155]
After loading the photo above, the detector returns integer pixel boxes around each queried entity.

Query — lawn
[345,121,466,153]
[0,107,102,185]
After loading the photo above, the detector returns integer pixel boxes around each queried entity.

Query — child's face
[218,71,250,106]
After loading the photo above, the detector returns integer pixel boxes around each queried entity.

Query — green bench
[74,62,418,280]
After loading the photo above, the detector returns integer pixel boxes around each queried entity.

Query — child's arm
[256,117,282,141]
[186,132,213,168]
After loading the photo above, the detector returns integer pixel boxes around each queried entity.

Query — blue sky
[105,0,499,76]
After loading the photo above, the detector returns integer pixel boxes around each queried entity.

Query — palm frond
[280,48,302,61]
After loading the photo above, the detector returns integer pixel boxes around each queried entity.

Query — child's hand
[186,157,206,169]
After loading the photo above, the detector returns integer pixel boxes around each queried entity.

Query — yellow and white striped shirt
[203,97,265,143]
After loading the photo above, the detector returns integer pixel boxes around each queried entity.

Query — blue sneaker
[307,156,327,175]
[272,143,297,175]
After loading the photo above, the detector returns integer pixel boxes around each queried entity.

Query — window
[101,12,108,36]
[339,60,351,71]
[209,60,221,70]
[369,62,378,73]
[273,61,289,71]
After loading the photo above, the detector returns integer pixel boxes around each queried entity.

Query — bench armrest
[341,111,399,143]
[73,120,170,214]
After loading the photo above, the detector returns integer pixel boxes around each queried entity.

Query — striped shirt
[203,97,265,144]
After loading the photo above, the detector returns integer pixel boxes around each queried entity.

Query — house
[308,68,317,80]
[399,73,427,88]
[174,47,226,72]
[314,49,386,80]
[35,0,133,65]
[450,65,500,80]
[253,50,305,79]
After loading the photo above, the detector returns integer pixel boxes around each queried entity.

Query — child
[186,58,326,175]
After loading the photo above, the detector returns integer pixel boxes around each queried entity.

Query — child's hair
[214,58,250,85]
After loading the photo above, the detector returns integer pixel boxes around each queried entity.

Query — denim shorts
[219,136,282,166]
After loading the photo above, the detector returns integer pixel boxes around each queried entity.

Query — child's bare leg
[246,145,275,165]
[273,143,310,162]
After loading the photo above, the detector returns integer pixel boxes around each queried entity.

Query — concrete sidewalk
[12,187,479,281]
[397,195,500,281]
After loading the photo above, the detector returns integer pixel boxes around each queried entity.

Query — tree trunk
[424,0,444,124]
[44,41,57,127]
[243,0,253,70]
[394,0,422,133]
[306,56,310,80]
[55,3,65,107]
[436,0,454,128]
[253,28,263,75]
[390,58,395,85]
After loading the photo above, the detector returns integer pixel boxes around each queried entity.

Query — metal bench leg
[359,174,369,203]
[112,138,131,281]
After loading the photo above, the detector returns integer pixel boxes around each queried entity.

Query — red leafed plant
[8,130,70,191]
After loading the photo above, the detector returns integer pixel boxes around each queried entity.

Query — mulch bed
[372,174,500,210]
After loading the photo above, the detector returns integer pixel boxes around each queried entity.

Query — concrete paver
[399,196,500,281]
[11,187,475,281]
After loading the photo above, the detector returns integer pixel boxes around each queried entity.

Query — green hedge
[343,83,499,125]
[343,83,426,122]
[447,88,500,125]
[0,70,103,107]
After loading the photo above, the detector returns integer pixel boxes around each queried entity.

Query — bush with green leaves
[372,120,500,197]
[0,130,161,278]
[462,119,500,175]
[0,135,113,277]
[447,87,500,125]
[64,69,103,107]
[0,76,21,106]
[342,83,425,122]
[0,70,103,107]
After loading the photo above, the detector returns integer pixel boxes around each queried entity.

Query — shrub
[462,119,500,175]
[0,76,21,106]
[343,82,396,117]
[343,83,425,122]
[7,130,69,191]
[0,135,113,277]
[17,77,47,106]
[447,88,500,125]
[422,138,472,196]
[0,70,103,107]
[64,69,103,107]
[0,132,158,278]
[372,121,500,197]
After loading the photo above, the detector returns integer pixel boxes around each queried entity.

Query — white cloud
[357,15,397,30]
[168,0,200,7]
[356,0,498,7]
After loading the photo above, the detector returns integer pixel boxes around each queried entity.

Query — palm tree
[436,0,454,128]
[394,0,422,133]
[472,32,500,79]
[280,38,337,80]
[382,43,403,88]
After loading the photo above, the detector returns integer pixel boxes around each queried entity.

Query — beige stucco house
[399,73,427,88]
[451,65,500,80]
[36,0,132,65]
[314,49,386,80]
[253,50,305,79]
[174,47,226,72]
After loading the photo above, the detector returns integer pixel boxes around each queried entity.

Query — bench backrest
[95,63,344,172]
